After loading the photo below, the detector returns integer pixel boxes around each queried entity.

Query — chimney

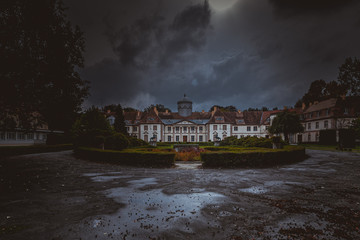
[153,106,158,116]
[214,106,217,112]
[314,101,319,105]
[283,106,287,110]
[202,110,205,113]
[309,102,313,106]
[302,102,306,110]
[165,109,169,114]
[238,109,241,113]
[107,109,111,113]
[340,94,346,100]
[137,111,141,118]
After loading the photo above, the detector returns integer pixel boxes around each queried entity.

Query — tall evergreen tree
[338,57,360,96]
[114,105,127,135]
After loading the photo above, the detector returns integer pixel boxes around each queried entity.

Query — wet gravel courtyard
[0,150,360,239]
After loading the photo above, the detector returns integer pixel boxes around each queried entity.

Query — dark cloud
[269,0,356,17]
[63,0,360,111]
[103,0,211,68]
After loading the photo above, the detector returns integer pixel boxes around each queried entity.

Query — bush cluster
[220,136,273,148]
[201,146,306,168]
[75,147,175,167]
[0,144,73,158]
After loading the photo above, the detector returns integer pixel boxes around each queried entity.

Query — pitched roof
[304,98,337,113]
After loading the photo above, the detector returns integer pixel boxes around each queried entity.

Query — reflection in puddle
[79,176,226,239]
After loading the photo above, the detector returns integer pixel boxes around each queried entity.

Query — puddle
[175,162,202,170]
[78,176,226,239]
[90,175,132,182]
[239,186,268,194]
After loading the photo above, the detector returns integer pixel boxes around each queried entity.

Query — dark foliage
[75,147,175,167]
[319,130,337,145]
[220,136,273,148]
[0,0,89,132]
[0,144,73,158]
[338,57,360,97]
[114,105,127,135]
[105,133,129,150]
[268,110,304,142]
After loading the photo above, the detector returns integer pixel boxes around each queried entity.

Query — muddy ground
[0,150,360,240]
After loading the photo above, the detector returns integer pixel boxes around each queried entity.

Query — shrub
[0,144,73,158]
[319,130,337,145]
[201,146,306,168]
[105,133,130,150]
[46,133,71,145]
[128,137,148,147]
[74,147,175,167]
[221,136,273,148]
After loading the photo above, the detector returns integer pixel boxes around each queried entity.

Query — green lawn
[300,144,360,153]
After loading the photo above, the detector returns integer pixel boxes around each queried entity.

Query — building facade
[107,95,281,143]
[107,95,358,143]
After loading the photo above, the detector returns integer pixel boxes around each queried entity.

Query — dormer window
[215,117,223,121]
[237,119,244,124]
[148,117,155,121]
[266,118,270,122]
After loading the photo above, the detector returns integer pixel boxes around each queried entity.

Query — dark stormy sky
[63,0,360,112]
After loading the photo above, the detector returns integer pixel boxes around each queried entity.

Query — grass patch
[74,147,175,167]
[0,144,73,158]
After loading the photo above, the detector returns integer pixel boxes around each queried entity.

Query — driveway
[0,150,359,239]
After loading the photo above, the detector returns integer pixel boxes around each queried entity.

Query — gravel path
[0,150,359,239]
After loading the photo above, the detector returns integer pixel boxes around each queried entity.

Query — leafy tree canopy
[0,0,89,132]
[268,110,304,142]
[209,105,237,112]
[144,104,171,113]
[338,57,360,97]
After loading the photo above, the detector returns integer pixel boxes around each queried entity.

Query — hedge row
[74,147,175,167]
[201,146,306,168]
[0,144,74,158]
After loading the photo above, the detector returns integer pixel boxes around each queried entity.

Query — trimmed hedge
[201,145,306,168]
[74,147,175,167]
[0,144,74,158]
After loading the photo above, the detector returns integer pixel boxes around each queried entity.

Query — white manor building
[107,95,280,143]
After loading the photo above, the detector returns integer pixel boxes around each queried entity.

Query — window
[176,135,179,142]
[213,125,217,130]
[266,117,270,122]
[175,127,179,132]
[133,126,137,131]
[199,135,203,142]
[237,119,244,124]
[316,111,320,117]
[315,122,319,129]
[144,135,148,142]
[148,117,155,121]
[183,127,187,132]
[0,132,5,140]
[18,133,26,140]
[153,125,157,131]
[168,127,171,132]
[308,123,311,130]
[324,120,328,128]
[325,109,329,116]
[126,127,130,132]
[27,133,34,140]
[308,134,311,142]
[309,113,312,118]
[168,135,171,142]
[240,135,244,138]
[253,126,257,131]
[223,125,227,130]
[144,125,148,131]
[247,126,251,131]
[199,126,203,132]
[344,108,349,114]
[191,126,195,132]
[215,117,223,121]
[266,126,269,130]
[234,126,238,131]
[191,135,195,142]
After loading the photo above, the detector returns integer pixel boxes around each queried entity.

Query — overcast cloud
[64,0,360,111]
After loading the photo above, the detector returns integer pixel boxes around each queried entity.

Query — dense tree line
[295,57,360,108]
